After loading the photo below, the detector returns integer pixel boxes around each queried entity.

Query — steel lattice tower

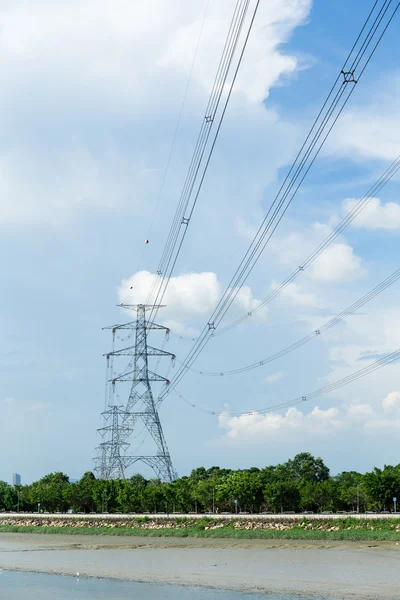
[94,304,175,482]
[96,405,132,480]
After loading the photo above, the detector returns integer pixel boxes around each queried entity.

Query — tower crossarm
[102,321,135,331]
[111,369,170,383]
[97,439,131,450]
[97,424,132,435]
[104,345,174,358]
[104,345,134,357]
[145,321,170,333]
[147,345,175,358]
[117,304,166,311]
[102,321,170,334]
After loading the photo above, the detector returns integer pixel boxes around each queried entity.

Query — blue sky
[1,0,400,483]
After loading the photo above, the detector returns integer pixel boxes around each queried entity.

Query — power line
[169,331,198,342]
[214,154,400,336]
[184,265,400,376]
[146,0,261,324]
[175,346,400,417]
[160,0,399,402]
[145,0,251,309]
[130,0,210,280]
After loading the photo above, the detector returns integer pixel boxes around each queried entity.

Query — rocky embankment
[0,516,399,532]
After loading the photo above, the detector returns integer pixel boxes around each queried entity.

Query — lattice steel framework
[94,304,175,481]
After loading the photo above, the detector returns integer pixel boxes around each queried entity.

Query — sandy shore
[0,533,399,598]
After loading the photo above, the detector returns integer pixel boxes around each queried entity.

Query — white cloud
[347,403,374,418]
[307,243,365,283]
[265,223,364,284]
[382,391,400,414]
[343,197,400,230]
[269,231,313,267]
[217,394,400,443]
[272,280,317,307]
[265,370,287,383]
[0,0,312,226]
[326,309,400,371]
[118,270,265,327]
[218,404,343,439]
[1,0,311,109]
[0,145,154,226]
[327,73,400,161]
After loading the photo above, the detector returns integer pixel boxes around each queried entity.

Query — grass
[0,523,400,541]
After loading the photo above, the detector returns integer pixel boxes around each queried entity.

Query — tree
[92,479,122,513]
[263,480,300,513]
[285,453,330,484]
[216,470,263,512]
[300,479,338,512]
[28,472,71,512]
[141,479,164,512]
[335,471,364,511]
[363,466,400,510]
[0,481,15,511]
[192,478,217,512]
[189,467,208,482]
[73,472,97,512]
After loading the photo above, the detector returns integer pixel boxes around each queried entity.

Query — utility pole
[94,304,175,482]
[357,484,360,514]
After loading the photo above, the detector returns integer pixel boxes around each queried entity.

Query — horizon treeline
[1,453,400,514]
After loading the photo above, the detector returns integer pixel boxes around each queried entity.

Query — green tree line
[2,453,400,514]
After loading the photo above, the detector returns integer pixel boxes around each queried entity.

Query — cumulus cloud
[118,270,265,327]
[343,197,400,230]
[0,0,312,226]
[217,394,400,443]
[382,391,400,413]
[1,0,311,109]
[266,223,364,284]
[307,243,365,283]
[271,280,317,307]
[327,73,400,161]
[218,404,343,439]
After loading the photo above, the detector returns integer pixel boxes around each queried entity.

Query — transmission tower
[94,304,176,482]
[95,405,133,480]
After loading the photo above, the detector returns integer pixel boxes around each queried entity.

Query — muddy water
[0,571,308,599]
[0,533,399,598]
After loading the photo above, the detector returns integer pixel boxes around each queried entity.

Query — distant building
[13,473,21,486]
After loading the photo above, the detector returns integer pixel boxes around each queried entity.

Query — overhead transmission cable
[132,0,210,277]
[214,153,400,337]
[159,0,399,403]
[175,346,400,417]
[145,0,260,324]
[145,0,250,308]
[182,264,400,376]
[146,0,254,313]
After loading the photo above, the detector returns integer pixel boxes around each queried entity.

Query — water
[0,571,313,599]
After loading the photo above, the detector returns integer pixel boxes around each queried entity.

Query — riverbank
[0,533,399,598]
[1,515,400,541]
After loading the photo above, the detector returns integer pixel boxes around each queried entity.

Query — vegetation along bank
[2,453,400,515]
